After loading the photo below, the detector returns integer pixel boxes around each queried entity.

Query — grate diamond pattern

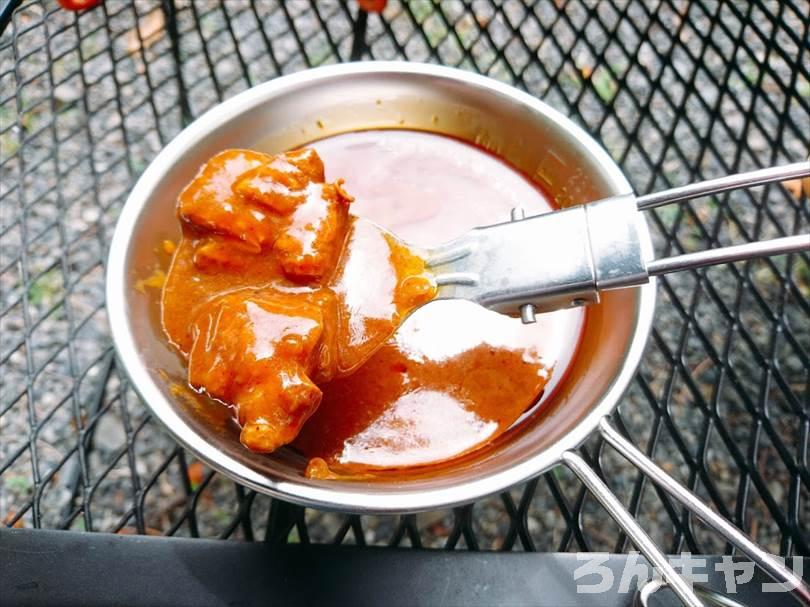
[0,0,807,555]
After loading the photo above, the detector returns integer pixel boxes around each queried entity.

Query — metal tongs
[426,161,810,322]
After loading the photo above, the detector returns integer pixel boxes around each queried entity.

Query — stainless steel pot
[106,63,807,606]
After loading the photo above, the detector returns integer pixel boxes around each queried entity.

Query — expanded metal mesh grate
[1,0,808,555]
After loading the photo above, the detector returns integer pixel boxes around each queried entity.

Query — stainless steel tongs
[426,161,810,322]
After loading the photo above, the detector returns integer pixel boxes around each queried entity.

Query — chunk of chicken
[163,147,435,454]
[178,147,351,281]
[187,289,338,453]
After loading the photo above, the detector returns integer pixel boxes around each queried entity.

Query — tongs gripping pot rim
[426,194,649,314]
[426,161,810,320]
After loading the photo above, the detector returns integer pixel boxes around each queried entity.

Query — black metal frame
[0,0,807,558]
[3,528,808,607]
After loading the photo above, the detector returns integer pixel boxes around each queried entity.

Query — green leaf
[592,68,618,103]
[28,270,62,306]
[798,78,810,99]
[5,475,32,493]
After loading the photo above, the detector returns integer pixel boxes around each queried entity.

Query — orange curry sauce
[161,130,585,479]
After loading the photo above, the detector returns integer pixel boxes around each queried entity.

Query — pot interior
[115,65,653,510]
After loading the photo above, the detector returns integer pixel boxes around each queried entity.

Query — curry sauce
[162,147,435,453]
[161,130,584,478]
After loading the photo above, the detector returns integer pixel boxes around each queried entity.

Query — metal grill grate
[0,0,808,555]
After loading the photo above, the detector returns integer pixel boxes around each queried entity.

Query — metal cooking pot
[106,63,807,606]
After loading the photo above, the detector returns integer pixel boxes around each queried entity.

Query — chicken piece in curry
[162,148,435,453]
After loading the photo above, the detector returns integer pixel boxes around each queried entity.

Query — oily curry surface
[160,130,584,479]
[162,146,435,454]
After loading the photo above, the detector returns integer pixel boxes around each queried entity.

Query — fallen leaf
[125,9,165,56]
[116,526,163,536]
[784,178,803,199]
[3,511,25,528]
[576,49,593,80]
[592,68,618,103]
[187,461,205,490]
[358,0,387,12]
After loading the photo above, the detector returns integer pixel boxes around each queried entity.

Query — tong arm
[425,194,649,316]
[426,187,809,321]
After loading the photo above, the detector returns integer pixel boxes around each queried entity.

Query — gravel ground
[1,0,808,555]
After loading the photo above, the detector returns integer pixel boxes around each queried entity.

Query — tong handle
[636,160,810,210]
[648,234,809,276]
[427,161,809,320]
[640,160,810,275]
